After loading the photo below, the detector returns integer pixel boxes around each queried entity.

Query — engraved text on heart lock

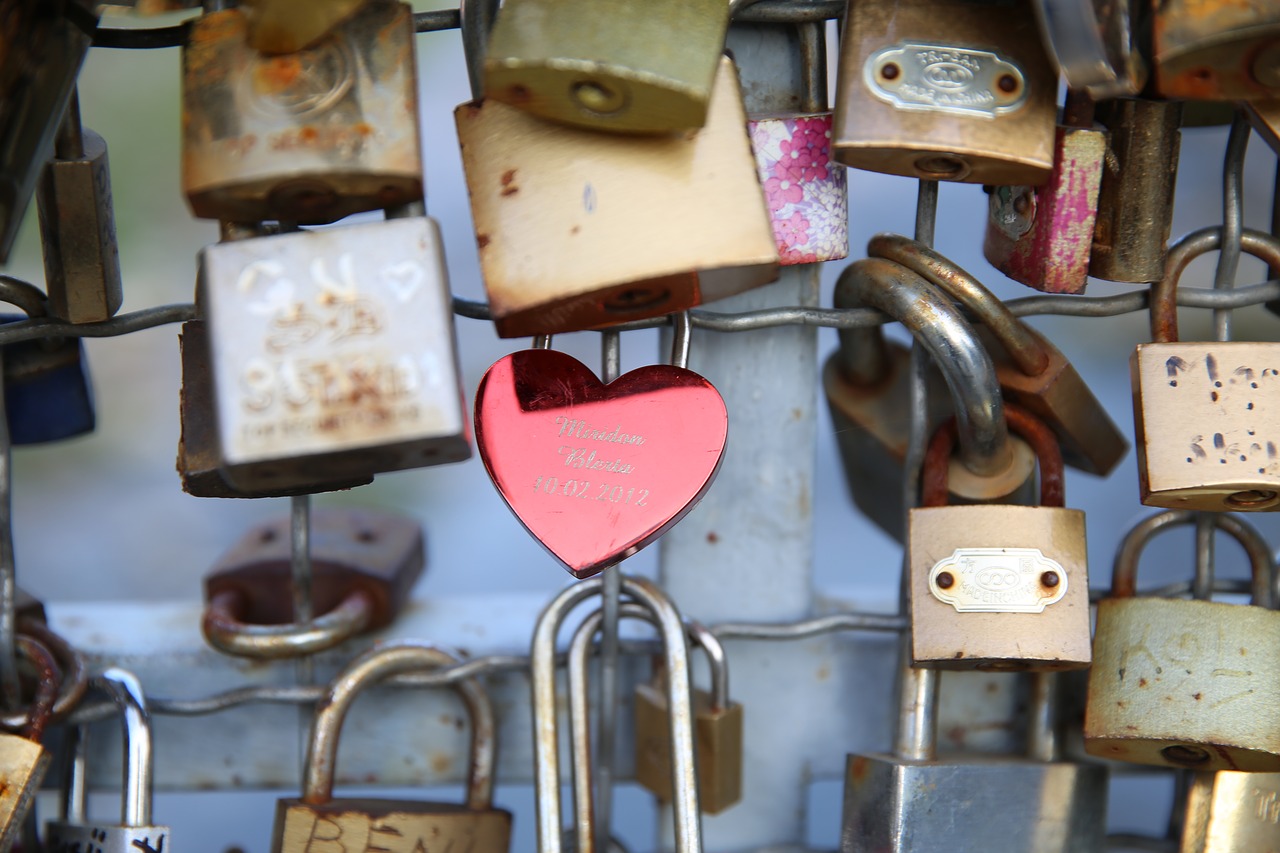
[475,349,728,578]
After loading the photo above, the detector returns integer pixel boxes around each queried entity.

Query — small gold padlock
[482,0,730,133]
[908,405,1092,671]
[634,621,743,814]
[1131,227,1280,511]
[182,0,423,224]
[456,57,779,337]
[1180,770,1280,852]
[1085,510,1280,772]
[1152,0,1280,101]
[832,0,1058,185]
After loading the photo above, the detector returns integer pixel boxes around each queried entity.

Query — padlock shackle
[1151,227,1280,343]
[920,404,1064,508]
[867,233,1051,377]
[833,258,1013,479]
[459,0,501,100]
[96,669,154,827]
[532,575,702,853]
[301,642,497,810]
[201,587,375,659]
[670,310,692,370]
[1110,510,1274,605]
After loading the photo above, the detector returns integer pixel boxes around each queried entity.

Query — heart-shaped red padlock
[475,349,728,578]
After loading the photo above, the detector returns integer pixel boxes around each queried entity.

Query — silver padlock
[44,669,170,853]
[199,210,470,490]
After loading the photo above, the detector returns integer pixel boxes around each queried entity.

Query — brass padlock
[182,0,423,224]
[44,669,171,853]
[482,0,730,133]
[271,642,513,852]
[824,257,1034,542]
[456,56,779,337]
[202,508,424,658]
[239,0,367,54]
[1085,510,1280,772]
[832,0,1058,185]
[0,635,58,850]
[635,621,743,814]
[1089,98,1183,283]
[870,233,1127,476]
[982,96,1108,295]
[0,0,93,262]
[35,91,123,325]
[909,404,1092,671]
[1131,227,1280,511]
[199,215,470,490]
[1152,1,1280,101]
[1180,770,1280,852]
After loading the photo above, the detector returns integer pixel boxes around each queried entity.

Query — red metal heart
[475,349,728,579]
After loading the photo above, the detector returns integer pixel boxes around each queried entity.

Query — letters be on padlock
[200,217,470,490]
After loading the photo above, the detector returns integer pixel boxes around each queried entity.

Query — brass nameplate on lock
[1132,342,1280,511]
[865,43,1027,118]
[927,547,1068,613]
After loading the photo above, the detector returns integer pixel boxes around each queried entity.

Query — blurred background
[5,3,1280,850]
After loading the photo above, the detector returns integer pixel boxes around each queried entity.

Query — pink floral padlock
[749,113,848,265]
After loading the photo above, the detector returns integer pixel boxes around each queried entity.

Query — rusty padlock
[1085,510,1280,771]
[1152,1,1280,101]
[1131,227,1280,511]
[908,404,1092,671]
[202,508,424,658]
[870,233,1127,477]
[832,0,1058,185]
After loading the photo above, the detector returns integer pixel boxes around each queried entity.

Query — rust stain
[1139,678,1148,687]
[1194,692,1203,701]
[501,169,517,187]
[253,55,304,94]
[477,234,491,249]
[816,664,830,682]
[501,185,519,197]
[431,753,453,774]
[706,531,719,544]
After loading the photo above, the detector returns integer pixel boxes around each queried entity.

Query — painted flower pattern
[750,114,848,265]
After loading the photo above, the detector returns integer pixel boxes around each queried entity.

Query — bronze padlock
[1131,227,1280,511]
[1152,0,1280,101]
[832,0,1058,184]
[870,233,1127,477]
[456,57,779,337]
[182,0,423,223]
[1180,771,1280,852]
[483,0,731,133]
[909,405,1092,671]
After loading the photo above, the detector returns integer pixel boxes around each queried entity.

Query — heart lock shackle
[45,669,170,853]
[1130,227,1280,512]
[271,642,512,853]
[823,257,1037,542]
[1085,510,1280,772]
[531,575,703,853]
[869,233,1127,478]
[909,403,1092,671]
[474,317,727,579]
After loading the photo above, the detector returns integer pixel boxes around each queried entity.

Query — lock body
[1180,771,1280,852]
[634,683,743,814]
[1089,99,1182,283]
[1131,342,1280,512]
[908,505,1091,670]
[45,821,170,853]
[1,316,95,445]
[182,1,423,224]
[1086,597,1280,771]
[240,0,368,54]
[201,217,469,489]
[832,0,1057,185]
[1152,1,1280,100]
[456,57,779,338]
[749,113,849,266]
[273,799,512,853]
[177,320,372,498]
[483,0,730,133]
[983,125,1106,295]
[36,126,123,324]
[0,734,50,849]
[840,753,1107,852]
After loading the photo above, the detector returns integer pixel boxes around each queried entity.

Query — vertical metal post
[656,20,823,849]
[0,348,18,711]
[291,493,314,774]
[597,329,623,852]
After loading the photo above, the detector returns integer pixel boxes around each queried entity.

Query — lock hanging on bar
[1130,227,1280,511]
[832,0,1058,185]
[1085,510,1280,772]
[0,636,59,850]
[908,404,1092,671]
[44,669,170,853]
[271,642,513,852]
[181,0,424,224]
[1152,1,1280,101]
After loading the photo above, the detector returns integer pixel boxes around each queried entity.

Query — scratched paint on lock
[474,349,727,579]
[203,218,465,470]
[1132,342,1280,509]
